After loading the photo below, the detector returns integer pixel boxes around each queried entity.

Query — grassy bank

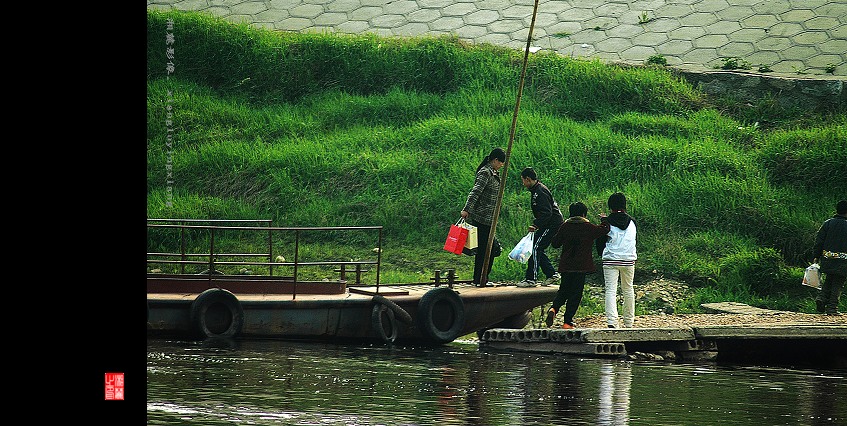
[146,10,846,314]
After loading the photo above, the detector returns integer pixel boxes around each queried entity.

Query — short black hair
[837,200,847,215]
[608,192,627,211]
[489,147,506,162]
[568,202,588,218]
[520,167,537,180]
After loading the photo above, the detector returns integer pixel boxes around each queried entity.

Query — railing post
[447,268,456,289]
[339,264,348,284]
[268,228,273,276]
[433,270,442,287]
[355,264,364,285]
[208,228,216,284]
[179,224,186,275]
[293,230,299,300]
[376,227,382,292]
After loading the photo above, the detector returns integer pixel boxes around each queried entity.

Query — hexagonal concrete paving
[148,0,846,77]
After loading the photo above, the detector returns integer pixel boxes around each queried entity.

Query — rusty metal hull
[147,283,557,343]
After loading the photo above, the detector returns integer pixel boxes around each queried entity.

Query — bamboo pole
[480,0,540,285]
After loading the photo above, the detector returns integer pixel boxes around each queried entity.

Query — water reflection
[598,362,631,425]
[435,366,460,422]
[148,339,847,425]
[551,353,583,420]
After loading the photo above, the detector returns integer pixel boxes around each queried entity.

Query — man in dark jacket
[547,202,610,328]
[813,199,847,315]
[518,167,565,287]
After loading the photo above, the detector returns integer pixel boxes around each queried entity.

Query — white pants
[603,264,635,327]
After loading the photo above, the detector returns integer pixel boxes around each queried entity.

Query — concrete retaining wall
[674,69,846,110]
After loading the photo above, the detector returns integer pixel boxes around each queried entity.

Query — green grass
[147,10,846,314]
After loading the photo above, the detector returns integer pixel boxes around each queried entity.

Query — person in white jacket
[595,192,637,328]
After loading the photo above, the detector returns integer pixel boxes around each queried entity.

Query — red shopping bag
[443,220,468,255]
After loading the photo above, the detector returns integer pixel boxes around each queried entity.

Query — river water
[147,337,846,425]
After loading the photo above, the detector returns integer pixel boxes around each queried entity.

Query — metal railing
[147,219,383,296]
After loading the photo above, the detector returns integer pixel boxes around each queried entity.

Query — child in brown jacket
[547,202,610,328]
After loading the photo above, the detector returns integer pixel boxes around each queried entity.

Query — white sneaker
[516,280,537,288]
[551,272,561,281]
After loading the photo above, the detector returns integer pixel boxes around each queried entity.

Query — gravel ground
[533,274,847,329]
[565,311,847,329]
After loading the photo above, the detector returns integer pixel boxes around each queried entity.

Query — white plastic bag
[509,232,535,263]
[802,263,821,289]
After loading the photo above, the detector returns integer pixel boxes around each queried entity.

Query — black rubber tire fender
[416,287,466,344]
[371,303,399,343]
[372,295,412,325]
[190,288,244,338]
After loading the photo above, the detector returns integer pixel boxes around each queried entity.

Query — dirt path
[532,275,846,329]
[563,311,847,329]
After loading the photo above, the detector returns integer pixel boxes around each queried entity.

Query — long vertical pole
[480,0,540,284]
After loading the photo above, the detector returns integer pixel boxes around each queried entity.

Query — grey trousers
[816,272,845,314]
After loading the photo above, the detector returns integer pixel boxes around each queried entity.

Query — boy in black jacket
[517,167,564,287]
